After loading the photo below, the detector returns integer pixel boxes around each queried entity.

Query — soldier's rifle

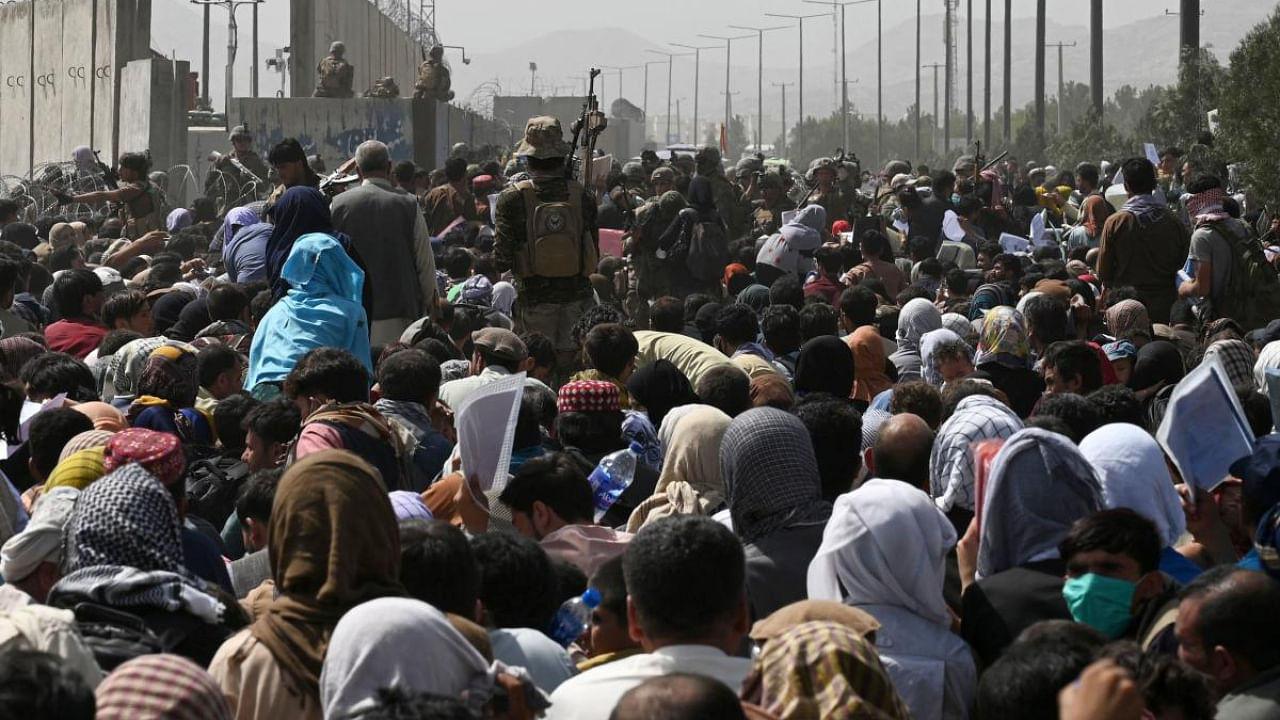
[567,68,607,186]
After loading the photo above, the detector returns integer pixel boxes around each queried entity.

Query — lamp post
[728,23,789,153]
[773,82,795,156]
[642,59,670,138]
[803,0,876,155]
[697,32,753,148]
[190,0,264,114]
[672,43,721,151]
[764,11,831,164]
[647,49,693,145]
[923,62,943,153]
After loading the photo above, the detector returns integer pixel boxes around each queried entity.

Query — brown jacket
[1097,209,1189,324]
[424,182,478,236]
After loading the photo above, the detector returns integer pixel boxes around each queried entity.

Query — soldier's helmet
[759,171,783,190]
[330,41,345,56]
[515,117,571,160]
[621,162,645,183]
[429,46,444,59]
[229,125,252,143]
[735,156,763,179]
[807,157,836,182]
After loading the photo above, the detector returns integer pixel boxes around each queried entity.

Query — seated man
[43,269,106,360]
[1042,340,1104,396]
[374,349,452,490]
[196,343,245,413]
[499,452,632,578]
[227,469,280,599]
[546,516,751,720]
[438,328,549,410]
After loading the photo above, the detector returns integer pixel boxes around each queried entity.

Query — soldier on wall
[314,41,355,99]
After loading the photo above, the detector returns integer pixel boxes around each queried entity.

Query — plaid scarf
[1186,187,1230,227]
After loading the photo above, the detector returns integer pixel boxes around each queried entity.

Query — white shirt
[437,366,552,412]
[545,644,751,720]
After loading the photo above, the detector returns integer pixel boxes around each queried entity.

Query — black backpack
[184,455,251,530]
[71,603,168,672]
[686,220,728,284]
[1203,220,1280,332]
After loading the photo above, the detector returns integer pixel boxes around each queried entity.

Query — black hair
[977,623,1102,720]
[768,274,804,310]
[377,349,442,404]
[20,352,96,402]
[393,160,418,185]
[570,305,630,348]
[551,558,589,607]
[1097,644,1215,720]
[1075,162,1100,188]
[591,555,629,634]
[98,329,142,357]
[514,386,551,449]
[0,199,17,224]
[267,138,306,165]
[799,302,838,341]
[648,297,685,333]
[242,398,302,447]
[839,285,878,328]
[399,518,479,617]
[1178,566,1280,673]
[442,247,473,280]
[212,392,257,453]
[51,267,101,321]
[197,343,243,389]
[1043,341,1104,394]
[858,230,891,259]
[623,516,745,642]
[207,284,249,322]
[0,650,95,720]
[555,410,624,455]
[895,285,931,307]
[521,331,556,373]
[1087,385,1144,428]
[714,304,759,346]
[761,305,801,357]
[27,407,93,478]
[683,294,716,322]
[583,324,638,379]
[932,339,973,366]
[284,347,369,404]
[889,380,943,429]
[1121,157,1158,194]
[234,467,281,527]
[100,289,148,328]
[498,452,594,525]
[907,235,935,263]
[1060,508,1163,576]
[814,245,842,274]
[118,151,150,175]
[471,531,558,630]
[793,394,863,501]
[47,245,82,273]
[1032,392,1103,443]
[1185,172,1222,195]
[694,365,751,418]
[940,380,1001,423]
[444,156,468,183]
[933,169,957,192]
[610,673,748,720]
[249,289,274,324]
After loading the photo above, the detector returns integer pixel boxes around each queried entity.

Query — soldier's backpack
[1203,219,1280,332]
[686,219,729,284]
[515,180,599,279]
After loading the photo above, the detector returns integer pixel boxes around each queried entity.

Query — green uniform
[705,174,748,240]
[493,172,597,306]
[750,196,797,238]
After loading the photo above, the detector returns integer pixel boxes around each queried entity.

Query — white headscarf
[808,479,956,628]
[1254,340,1280,393]
[894,298,943,355]
[1080,423,1186,548]
[977,428,1103,579]
[0,487,79,582]
[942,312,977,346]
[320,598,494,718]
[929,394,1023,512]
[920,328,964,388]
[491,281,517,316]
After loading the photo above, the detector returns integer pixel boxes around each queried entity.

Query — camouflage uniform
[118,180,164,239]
[414,46,454,102]
[750,176,797,238]
[494,116,598,382]
[364,77,400,98]
[314,42,354,98]
[695,147,749,241]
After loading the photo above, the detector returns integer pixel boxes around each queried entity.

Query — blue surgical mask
[951,193,963,205]
[1062,573,1137,639]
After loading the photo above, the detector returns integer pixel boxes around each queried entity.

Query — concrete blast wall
[119,58,191,176]
[0,0,150,176]
[290,0,420,101]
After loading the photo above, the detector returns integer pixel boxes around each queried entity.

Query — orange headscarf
[848,326,892,403]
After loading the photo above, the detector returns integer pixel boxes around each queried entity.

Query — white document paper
[1145,142,1161,167]
[1267,367,1280,433]
[488,193,500,226]
[998,232,1030,255]
[1156,354,1254,492]
[942,210,966,242]
[454,372,525,494]
[780,210,798,227]
[1029,211,1047,246]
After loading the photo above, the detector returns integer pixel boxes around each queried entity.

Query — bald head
[609,674,746,720]
[871,413,935,493]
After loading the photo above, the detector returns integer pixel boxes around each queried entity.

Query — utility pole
[1090,0,1103,117]
[602,65,640,109]
[648,50,692,145]
[915,0,922,163]
[672,43,720,153]
[944,0,955,152]
[1166,2,1204,83]
[1003,0,1011,142]
[643,59,670,136]
[728,23,789,153]
[1045,41,1077,134]
[966,0,973,146]
[190,0,264,114]
[251,0,258,96]
[698,32,753,149]
[1035,0,1046,154]
[924,62,943,153]
[984,0,991,148]
[201,4,211,106]
[804,0,875,154]
[774,82,795,156]
[765,11,831,166]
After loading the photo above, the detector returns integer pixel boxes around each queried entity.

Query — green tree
[1044,111,1137,169]
[1218,7,1280,208]
[1137,48,1226,150]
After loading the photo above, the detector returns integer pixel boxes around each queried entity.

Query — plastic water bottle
[547,588,602,647]
[587,442,641,522]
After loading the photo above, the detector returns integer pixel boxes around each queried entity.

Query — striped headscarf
[1204,338,1256,389]
[929,394,1023,512]
[59,429,116,463]
[740,620,911,720]
[720,407,831,544]
[95,654,231,720]
[44,447,107,492]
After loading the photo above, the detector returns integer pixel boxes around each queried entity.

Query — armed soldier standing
[62,152,165,239]
[494,117,599,383]
[695,147,748,241]
[314,41,355,98]
[750,171,796,238]
[804,158,850,225]
[205,126,270,213]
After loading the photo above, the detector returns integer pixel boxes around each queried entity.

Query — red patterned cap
[557,380,622,414]
[104,428,185,486]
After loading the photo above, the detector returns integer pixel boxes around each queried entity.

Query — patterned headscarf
[64,463,183,573]
[44,448,107,492]
[740,620,911,720]
[894,298,943,356]
[973,306,1029,369]
[942,312,978,346]
[930,394,1023,513]
[105,337,195,403]
[921,328,965,387]
[136,345,200,409]
[0,337,46,380]
[59,429,116,463]
[1204,339,1256,389]
[95,654,232,720]
[720,407,831,544]
[557,380,622,414]
[103,428,185,487]
[1105,300,1151,341]
[977,428,1103,579]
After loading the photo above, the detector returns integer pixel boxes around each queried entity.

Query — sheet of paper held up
[1156,354,1254,492]
[0,393,68,459]
[455,372,525,494]
[999,232,1030,255]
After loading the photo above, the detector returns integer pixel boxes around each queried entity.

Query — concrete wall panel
[61,0,95,157]
[0,3,32,176]
[292,0,420,101]
[92,0,119,157]
[31,0,64,165]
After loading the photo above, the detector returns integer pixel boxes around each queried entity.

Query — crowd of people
[0,114,1276,720]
